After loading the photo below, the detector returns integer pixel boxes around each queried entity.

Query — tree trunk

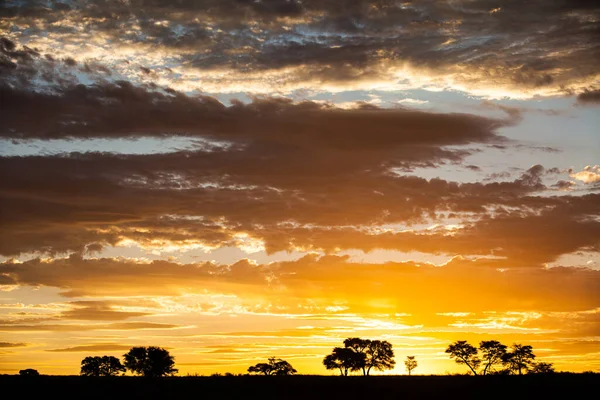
[461,357,478,376]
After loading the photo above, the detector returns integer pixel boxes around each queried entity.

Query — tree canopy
[445,341,481,375]
[365,340,395,375]
[123,346,178,377]
[247,357,297,376]
[325,337,395,376]
[323,347,366,376]
[502,344,536,375]
[80,356,126,377]
[479,340,507,375]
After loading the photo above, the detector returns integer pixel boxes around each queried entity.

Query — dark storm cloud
[2,1,598,93]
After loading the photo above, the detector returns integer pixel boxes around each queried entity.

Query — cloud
[0,71,507,146]
[577,89,600,105]
[0,322,180,332]
[1,1,599,97]
[397,99,429,106]
[59,301,151,321]
[570,165,600,184]
[7,45,583,261]
[2,255,599,315]
[46,343,133,352]
[1,137,598,262]
[552,180,576,191]
[0,342,27,348]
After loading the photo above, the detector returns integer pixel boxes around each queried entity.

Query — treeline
[18,338,556,377]
[446,340,554,375]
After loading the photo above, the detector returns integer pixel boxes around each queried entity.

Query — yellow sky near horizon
[2,253,599,375]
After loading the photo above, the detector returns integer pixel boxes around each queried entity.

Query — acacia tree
[81,356,125,376]
[365,340,395,375]
[446,341,480,375]
[123,346,178,377]
[479,340,507,375]
[339,337,395,376]
[502,344,536,375]
[323,347,365,376]
[248,357,297,375]
[404,356,418,376]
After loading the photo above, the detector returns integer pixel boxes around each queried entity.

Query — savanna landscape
[1,1,599,398]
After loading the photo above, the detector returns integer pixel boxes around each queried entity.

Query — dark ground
[1,374,598,400]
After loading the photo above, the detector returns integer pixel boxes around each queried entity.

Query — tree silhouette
[479,340,507,375]
[364,340,395,375]
[343,338,371,375]
[529,362,555,374]
[338,337,395,375]
[81,356,126,376]
[404,356,418,375]
[446,341,480,375]
[123,346,178,377]
[323,347,366,376]
[502,344,535,375]
[247,363,273,375]
[19,369,39,376]
[247,357,297,375]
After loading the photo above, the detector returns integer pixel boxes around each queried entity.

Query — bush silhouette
[529,362,555,374]
[19,369,39,376]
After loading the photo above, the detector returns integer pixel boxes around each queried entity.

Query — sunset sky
[1,0,599,376]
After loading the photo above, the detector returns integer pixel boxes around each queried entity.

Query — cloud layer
[1,1,599,97]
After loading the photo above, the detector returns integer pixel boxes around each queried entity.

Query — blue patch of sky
[308,88,599,183]
[207,92,253,105]
[0,136,212,157]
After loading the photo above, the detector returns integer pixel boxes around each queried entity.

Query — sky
[0,0,599,376]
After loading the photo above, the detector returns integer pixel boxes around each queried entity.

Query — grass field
[2,374,598,400]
